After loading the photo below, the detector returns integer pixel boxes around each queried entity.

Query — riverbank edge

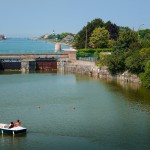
[37,38,72,47]
[59,60,141,84]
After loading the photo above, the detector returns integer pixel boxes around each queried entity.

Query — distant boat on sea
[0,34,7,40]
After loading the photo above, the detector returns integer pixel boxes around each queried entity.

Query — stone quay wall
[58,60,141,84]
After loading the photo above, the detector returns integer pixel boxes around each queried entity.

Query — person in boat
[14,120,21,127]
[8,121,14,128]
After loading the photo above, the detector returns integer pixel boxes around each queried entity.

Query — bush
[125,51,144,74]
[140,60,150,88]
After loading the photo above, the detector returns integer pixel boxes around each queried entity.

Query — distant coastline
[38,38,72,47]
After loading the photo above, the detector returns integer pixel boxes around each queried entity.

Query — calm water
[0,72,150,150]
[0,38,69,54]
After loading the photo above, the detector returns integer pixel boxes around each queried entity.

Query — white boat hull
[0,123,27,135]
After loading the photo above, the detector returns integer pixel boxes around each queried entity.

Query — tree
[117,29,140,50]
[74,18,105,49]
[141,39,150,48]
[140,48,150,59]
[108,49,125,75]
[139,48,150,69]
[107,40,116,48]
[89,27,110,48]
[140,60,150,88]
[138,29,150,48]
[98,53,110,67]
[59,32,73,40]
[139,29,150,40]
[125,51,144,74]
[105,21,119,40]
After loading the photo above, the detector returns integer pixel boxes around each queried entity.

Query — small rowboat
[0,123,27,135]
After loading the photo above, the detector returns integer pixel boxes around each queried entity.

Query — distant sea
[0,38,70,54]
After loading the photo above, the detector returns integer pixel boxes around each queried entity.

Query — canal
[0,71,150,150]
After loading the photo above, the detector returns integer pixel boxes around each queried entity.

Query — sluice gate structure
[0,50,76,72]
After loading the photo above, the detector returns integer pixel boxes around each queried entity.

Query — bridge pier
[21,59,36,72]
[21,60,29,72]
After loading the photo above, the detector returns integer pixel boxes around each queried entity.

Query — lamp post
[138,24,144,37]
[138,24,144,31]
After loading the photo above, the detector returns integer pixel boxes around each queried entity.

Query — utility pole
[85,25,88,49]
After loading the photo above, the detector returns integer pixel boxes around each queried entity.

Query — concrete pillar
[55,43,61,52]
[21,60,29,72]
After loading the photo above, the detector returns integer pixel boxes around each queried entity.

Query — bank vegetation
[73,18,150,88]
[41,18,150,88]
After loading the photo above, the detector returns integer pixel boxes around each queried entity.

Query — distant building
[53,30,55,35]
[63,35,74,44]
[43,33,49,39]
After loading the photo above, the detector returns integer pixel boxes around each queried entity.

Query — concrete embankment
[58,60,141,84]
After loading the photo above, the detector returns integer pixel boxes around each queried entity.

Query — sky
[0,0,149,37]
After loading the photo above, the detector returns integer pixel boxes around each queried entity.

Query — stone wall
[59,60,141,84]
[62,50,76,62]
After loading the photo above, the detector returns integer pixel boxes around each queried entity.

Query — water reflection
[0,70,58,75]
[74,74,150,114]
[98,79,150,113]
[0,134,27,149]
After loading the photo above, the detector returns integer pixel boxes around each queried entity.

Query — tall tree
[105,21,119,40]
[89,27,110,48]
[116,29,140,51]
[74,18,104,49]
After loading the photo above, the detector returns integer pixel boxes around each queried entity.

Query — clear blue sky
[0,0,149,37]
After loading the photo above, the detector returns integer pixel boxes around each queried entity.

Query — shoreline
[60,60,141,85]
[38,38,72,47]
